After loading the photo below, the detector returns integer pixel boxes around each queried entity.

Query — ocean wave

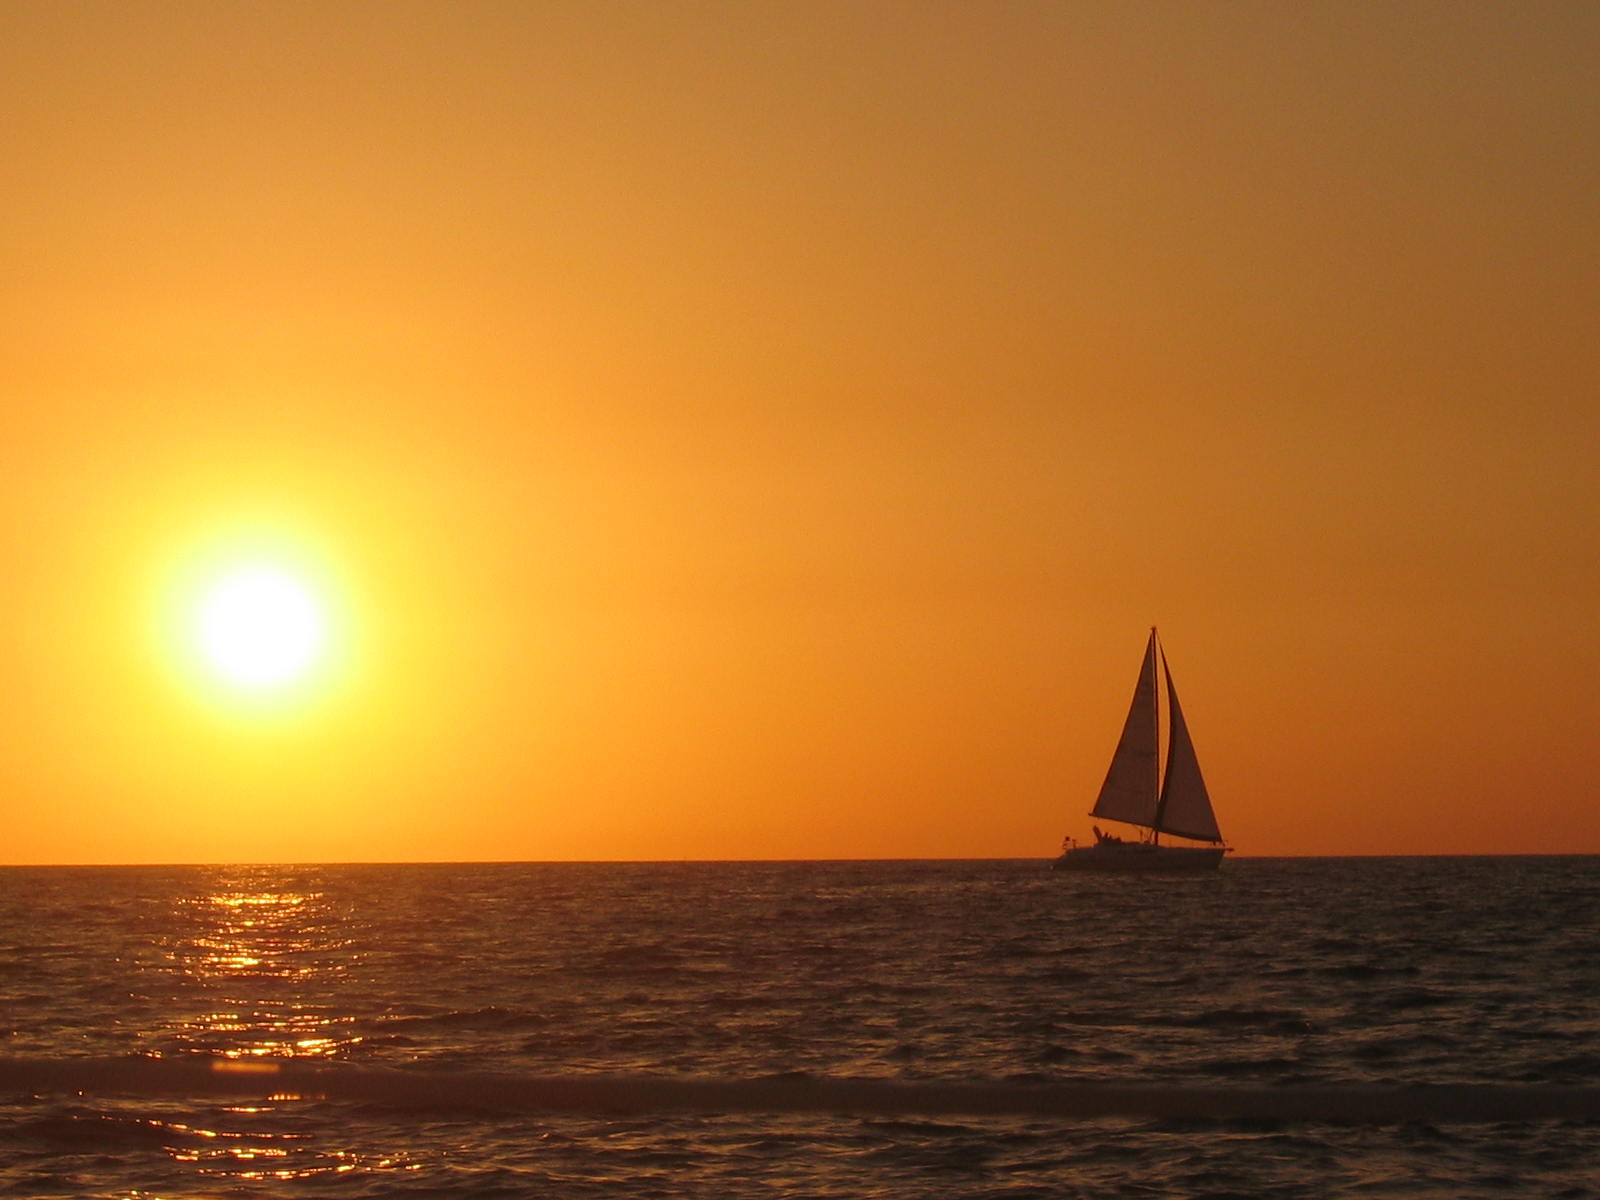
[4,1057,1599,1124]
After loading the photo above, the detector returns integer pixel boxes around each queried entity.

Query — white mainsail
[1089,632,1160,829]
[1153,647,1223,843]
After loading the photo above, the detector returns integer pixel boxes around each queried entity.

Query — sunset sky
[4,1,1596,864]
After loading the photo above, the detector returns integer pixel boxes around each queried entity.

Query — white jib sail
[1090,632,1160,829]
[1154,648,1222,843]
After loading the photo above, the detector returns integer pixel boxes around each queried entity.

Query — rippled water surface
[2,857,1597,1196]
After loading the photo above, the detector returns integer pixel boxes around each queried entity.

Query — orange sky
[3,2,1596,863]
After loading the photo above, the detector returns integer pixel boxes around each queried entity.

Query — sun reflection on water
[161,873,363,1062]
[150,1112,417,1181]
[141,870,416,1182]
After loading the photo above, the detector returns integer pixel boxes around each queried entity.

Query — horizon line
[4,852,1598,869]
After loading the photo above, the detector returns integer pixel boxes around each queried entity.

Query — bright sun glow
[195,566,327,689]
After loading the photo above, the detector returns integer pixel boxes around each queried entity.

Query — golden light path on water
[178,886,348,1057]
[151,873,419,1182]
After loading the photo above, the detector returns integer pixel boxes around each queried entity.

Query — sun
[194,565,327,689]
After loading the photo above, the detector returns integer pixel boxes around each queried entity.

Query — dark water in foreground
[2,857,1597,1197]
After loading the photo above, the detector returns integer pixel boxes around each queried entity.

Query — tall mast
[1150,626,1160,846]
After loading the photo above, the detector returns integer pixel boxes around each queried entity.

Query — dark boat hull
[1052,843,1227,873]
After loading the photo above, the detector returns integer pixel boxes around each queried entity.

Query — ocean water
[1,857,1597,1197]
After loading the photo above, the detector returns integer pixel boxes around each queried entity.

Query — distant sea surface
[2,857,1597,1198]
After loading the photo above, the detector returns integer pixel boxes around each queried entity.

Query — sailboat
[1053,628,1230,872]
